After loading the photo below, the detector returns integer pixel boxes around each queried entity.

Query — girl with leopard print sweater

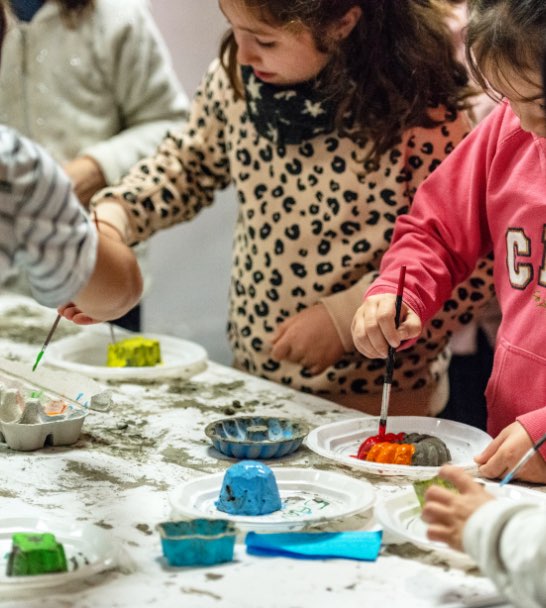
[90,0,493,417]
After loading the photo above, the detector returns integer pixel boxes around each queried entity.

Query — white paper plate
[46,327,207,380]
[376,482,546,552]
[170,468,375,531]
[305,416,492,479]
[0,517,118,590]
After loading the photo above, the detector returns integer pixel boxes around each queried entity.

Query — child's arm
[90,60,231,246]
[59,221,143,324]
[74,0,188,190]
[6,129,142,320]
[424,466,546,607]
[353,106,507,354]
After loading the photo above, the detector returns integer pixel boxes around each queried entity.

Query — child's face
[485,64,546,138]
[219,0,331,86]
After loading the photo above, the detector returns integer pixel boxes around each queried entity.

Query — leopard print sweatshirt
[93,59,493,415]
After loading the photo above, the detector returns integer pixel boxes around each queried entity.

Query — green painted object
[413,477,458,508]
[6,533,68,576]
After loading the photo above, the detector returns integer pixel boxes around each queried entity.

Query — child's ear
[332,6,362,41]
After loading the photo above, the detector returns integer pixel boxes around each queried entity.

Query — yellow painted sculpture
[107,337,162,367]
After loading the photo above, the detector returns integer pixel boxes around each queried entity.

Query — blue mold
[157,519,236,567]
[215,461,282,515]
[205,416,309,459]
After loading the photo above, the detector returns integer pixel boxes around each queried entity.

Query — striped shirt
[0,126,97,306]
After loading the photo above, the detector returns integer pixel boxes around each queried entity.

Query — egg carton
[0,358,111,451]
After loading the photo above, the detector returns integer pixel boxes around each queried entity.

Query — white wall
[143,1,237,365]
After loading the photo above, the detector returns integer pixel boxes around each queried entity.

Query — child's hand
[351,295,422,358]
[57,302,99,326]
[63,156,107,207]
[270,303,344,375]
[475,421,546,483]
[422,465,494,551]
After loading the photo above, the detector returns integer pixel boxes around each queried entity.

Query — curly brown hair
[220,0,471,161]
[466,0,546,101]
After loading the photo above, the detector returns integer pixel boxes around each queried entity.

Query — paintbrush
[32,314,61,371]
[378,265,407,438]
[498,431,546,486]
[109,323,117,344]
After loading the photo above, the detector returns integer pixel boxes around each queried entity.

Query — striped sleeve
[0,127,98,307]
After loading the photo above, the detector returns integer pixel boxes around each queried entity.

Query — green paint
[31,350,44,372]
[7,533,68,576]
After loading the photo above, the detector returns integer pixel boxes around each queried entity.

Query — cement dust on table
[170,468,375,531]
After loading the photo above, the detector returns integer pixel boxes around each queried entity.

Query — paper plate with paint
[0,517,119,594]
[170,468,375,531]
[46,326,207,381]
[305,416,492,480]
[376,482,546,553]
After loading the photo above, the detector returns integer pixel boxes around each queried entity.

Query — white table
[0,295,511,608]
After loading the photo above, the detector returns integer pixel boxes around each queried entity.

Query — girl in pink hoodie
[352,0,546,484]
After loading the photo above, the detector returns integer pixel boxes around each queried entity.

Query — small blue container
[205,416,309,459]
[157,520,236,567]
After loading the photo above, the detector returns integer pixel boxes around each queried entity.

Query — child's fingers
[478,454,508,480]
[270,339,291,361]
[421,501,453,526]
[474,433,504,464]
[426,523,451,544]
[398,308,422,341]
[271,320,289,344]
[375,298,404,348]
[424,485,456,506]
[437,465,476,493]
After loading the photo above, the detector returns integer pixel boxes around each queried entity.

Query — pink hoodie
[366,101,546,457]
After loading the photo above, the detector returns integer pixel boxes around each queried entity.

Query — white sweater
[464,499,546,608]
[0,0,188,184]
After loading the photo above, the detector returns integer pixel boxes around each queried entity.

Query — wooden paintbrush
[378,265,407,437]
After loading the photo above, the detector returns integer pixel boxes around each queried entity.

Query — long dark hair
[466,0,546,100]
[220,0,471,161]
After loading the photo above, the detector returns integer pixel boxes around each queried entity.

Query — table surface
[0,295,525,608]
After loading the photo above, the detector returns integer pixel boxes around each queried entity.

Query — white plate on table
[0,517,118,591]
[46,327,207,381]
[305,416,492,479]
[170,468,375,531]
[376,482,546,552]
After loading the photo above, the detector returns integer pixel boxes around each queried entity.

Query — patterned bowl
[205,416,310,459]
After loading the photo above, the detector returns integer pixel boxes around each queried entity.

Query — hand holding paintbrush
[378,265,407,436]
[356,266,407,458]
[32,213,124,371]
[499,431,546,486]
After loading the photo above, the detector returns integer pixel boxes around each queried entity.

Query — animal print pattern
[94,59,494,413]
